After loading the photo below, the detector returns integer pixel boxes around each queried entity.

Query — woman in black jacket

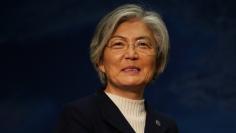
[57,4,178,133]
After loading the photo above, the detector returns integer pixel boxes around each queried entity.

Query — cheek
[103,52,121,73]
[143,57,156,75]
[105,61,119,73]
[145,55,156,65]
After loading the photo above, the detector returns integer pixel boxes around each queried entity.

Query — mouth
[121,66,141,74]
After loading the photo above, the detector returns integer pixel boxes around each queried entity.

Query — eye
[136,40,152,49]
[109,40,125,49]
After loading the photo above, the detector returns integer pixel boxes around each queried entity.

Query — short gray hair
[90,4,169,84]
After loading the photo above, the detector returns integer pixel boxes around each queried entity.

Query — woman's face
[99,19,157,90]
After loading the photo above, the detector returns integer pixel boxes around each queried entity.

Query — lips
[121,66,140,73]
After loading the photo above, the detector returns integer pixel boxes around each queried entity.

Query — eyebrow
[110,35,152,42]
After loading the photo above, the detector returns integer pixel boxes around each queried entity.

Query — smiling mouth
[121,66,141,74]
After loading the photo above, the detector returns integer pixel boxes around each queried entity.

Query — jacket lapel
[96,90,135,133]
[144,103,167,133]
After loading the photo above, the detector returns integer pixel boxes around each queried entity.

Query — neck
[104,82,144,100]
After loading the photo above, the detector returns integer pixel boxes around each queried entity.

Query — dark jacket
[56,89,178,133]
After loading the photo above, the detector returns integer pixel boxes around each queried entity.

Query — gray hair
[90,4,169,84]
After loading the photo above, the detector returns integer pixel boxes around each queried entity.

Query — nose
[124,45,139,60]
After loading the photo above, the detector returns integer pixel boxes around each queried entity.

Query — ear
[97,62,105,73]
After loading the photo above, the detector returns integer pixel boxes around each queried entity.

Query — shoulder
[56,93,99,132]
[68,93,97,108]
[156,112,177,126]
[153,111,179,133]
[64,93,98,118]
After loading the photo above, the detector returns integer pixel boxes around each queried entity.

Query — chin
[118,79,146,88]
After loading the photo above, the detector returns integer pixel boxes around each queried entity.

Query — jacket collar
[96,89,135,133]
[95,89,166,133]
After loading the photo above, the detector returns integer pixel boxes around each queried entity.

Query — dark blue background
[1,0,236,132]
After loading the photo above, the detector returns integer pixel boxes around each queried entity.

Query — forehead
[112,19,155,41]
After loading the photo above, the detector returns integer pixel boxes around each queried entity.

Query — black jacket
[56,90,178,133]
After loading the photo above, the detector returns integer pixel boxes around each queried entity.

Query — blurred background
[1,0,235,132]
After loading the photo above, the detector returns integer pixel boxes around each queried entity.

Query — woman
[57,4,178,133]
